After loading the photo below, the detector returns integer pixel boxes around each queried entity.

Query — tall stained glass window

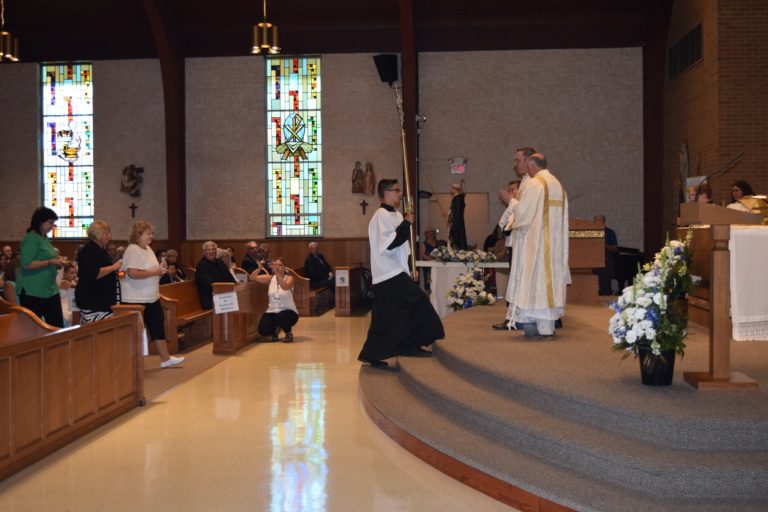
[41,63,94,238]
[266,56,322,236]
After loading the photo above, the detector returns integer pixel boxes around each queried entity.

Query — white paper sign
[213,291,239,314]
[336,269,349,287]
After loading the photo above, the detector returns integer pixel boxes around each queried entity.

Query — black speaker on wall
[373,54,398,85]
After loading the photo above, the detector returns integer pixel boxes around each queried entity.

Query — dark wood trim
[142,0,187,250]
[360,389,575,512]
[642,1,673,255]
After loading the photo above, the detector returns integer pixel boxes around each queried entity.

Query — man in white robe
[358,179,444,368]
[505,153,570,338]
[492,147,535,330]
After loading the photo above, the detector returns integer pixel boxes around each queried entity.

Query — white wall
[419,48,644,250]
[1,49,643,249]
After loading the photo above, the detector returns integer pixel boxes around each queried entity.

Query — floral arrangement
[608,230,693,365]
[446,268,496,311]
[430,246,497,263]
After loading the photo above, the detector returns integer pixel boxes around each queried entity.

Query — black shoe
[282,332,294,343]
[531,334,555,340]
[398,347,432,358]
[271,333,279,342]
[358,357,389,368]
[555,319,563,329]
[492,321,510,330]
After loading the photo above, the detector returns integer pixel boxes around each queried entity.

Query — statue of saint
[352,161,364,193]
[363,162,376,196]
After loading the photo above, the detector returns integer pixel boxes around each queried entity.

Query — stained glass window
[266,56,322,237]
[41,63,94,238]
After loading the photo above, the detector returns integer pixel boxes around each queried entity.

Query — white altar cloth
[416,261,508,318]
[730,226,768,341]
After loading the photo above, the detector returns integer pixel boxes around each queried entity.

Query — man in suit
[304,242,334,306]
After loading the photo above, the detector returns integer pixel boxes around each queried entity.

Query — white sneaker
[161,356,185,368]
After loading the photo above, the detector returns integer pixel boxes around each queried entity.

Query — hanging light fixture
[0,0,20,62]
[251,0,280,55]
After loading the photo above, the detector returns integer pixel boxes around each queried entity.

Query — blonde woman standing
[121,220,184,368]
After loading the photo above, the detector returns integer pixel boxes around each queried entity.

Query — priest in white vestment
[492,146,536,331]
[505,153,570,338]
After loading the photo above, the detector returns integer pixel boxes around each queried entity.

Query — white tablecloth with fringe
[730,226,768,341]
[416,261,508,318]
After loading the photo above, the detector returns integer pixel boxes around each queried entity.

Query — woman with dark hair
[17,207,66,326]
[249,256,298,342]
[728,180,756,212]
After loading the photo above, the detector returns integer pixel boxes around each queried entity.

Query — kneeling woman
[250,256,298,342]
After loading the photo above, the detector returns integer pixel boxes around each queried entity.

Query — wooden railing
[0,307,145,480]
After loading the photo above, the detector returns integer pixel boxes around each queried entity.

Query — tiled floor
[0,311,515,511]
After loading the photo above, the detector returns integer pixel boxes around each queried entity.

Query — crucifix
[129,203,138,218]
[359,200,369,215]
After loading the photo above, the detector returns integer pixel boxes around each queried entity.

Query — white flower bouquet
[430,246,497,263]
[446,267,496,311]
[608,230,693,368]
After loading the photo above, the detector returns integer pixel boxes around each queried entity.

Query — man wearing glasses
[358,179,444,369]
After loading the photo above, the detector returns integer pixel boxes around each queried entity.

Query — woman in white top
[249,256,298,342]
[121,220,184,368]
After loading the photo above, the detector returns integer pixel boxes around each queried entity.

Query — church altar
[730,226,768,340]
[416,261,508,318]
[682,224,768,341]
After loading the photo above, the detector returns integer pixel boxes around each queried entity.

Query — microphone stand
[695,152,744,201]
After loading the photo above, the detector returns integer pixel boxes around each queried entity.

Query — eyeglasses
[386,188,401,192]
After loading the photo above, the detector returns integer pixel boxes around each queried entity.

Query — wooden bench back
[2,281,17,305]
[0,306,58,345]
[159,280,204,315]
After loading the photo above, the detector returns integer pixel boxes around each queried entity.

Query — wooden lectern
[678,203,762,390]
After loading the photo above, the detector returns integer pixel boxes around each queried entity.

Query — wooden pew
[2,281,17,306]
[0,306,144,480]
[335,266,369,316]
[211,281,269,354]
[290,267,332,316]
[159,280,212,354]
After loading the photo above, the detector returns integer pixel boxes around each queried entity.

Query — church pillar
[143,0,187,249]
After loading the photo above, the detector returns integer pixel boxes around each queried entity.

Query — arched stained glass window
[41,63,94,238]
[266,56,322,237]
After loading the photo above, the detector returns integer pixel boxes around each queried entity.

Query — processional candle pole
[394,84,417,277]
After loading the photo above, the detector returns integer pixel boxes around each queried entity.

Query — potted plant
[608,230,693,385]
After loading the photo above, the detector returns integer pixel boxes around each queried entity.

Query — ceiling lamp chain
[251,0,280,55]
[0,0,20,62]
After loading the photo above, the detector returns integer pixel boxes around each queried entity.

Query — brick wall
[663,0,767,232]
[717,0,768,202]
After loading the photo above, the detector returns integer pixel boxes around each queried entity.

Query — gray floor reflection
[270,364,327,512]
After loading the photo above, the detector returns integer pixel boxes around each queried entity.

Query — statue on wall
[352,161,364,193]
[120,164,144,197]
[363,162,376,196]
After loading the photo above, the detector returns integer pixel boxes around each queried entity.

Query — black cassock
[448,193,467,250]
[358,272,445,361]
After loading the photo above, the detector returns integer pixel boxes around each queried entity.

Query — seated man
[241,241,260,274]
[195,240,236,309]
[304,242,335,305]
[592,214,619,295]
[256,243,273,274]
[160,249,188,284]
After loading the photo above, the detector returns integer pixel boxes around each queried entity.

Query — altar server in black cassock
[358,179,444,368]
